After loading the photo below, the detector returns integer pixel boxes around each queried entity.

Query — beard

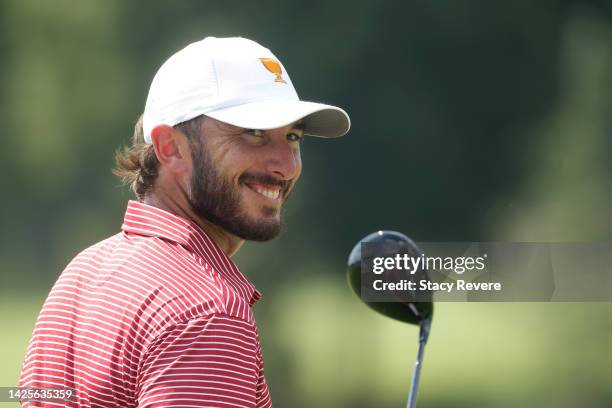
[187,141,289,242]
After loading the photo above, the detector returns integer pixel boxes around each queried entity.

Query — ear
[150,124,190,174]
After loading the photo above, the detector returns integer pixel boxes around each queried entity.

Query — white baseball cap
[143,36,351,143]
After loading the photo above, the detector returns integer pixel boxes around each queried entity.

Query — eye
[287,131,304,143]
[246,129,264,137]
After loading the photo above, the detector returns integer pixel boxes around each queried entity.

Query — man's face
[186,117,303,241]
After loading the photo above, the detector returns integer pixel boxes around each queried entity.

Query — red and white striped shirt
[20,200,272,408]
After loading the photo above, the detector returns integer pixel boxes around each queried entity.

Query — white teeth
[251,185,280,200]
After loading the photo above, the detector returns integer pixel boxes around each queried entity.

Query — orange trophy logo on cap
[259,58,287,83]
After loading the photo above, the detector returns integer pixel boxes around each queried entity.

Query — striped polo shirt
[20,200,272,407]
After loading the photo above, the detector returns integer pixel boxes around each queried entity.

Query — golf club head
[347,230,433,325]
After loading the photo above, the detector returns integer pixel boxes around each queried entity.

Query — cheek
[222,151,253,185]
[207,140,245,181]
[295,150,303,177]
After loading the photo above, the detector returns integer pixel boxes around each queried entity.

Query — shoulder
[117,235,255,332]
[56,232,255,343]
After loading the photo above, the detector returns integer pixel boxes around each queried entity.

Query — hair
[113,114,204,200]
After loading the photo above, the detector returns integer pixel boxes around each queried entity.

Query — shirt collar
[121,200,261,306]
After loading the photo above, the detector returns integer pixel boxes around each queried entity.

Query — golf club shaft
[406,318,431,408]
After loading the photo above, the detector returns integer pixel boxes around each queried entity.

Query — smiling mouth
[245,183,282,201]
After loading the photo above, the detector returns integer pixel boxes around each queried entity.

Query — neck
[143,192,244,257]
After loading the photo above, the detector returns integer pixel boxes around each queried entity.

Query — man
[19,37,350,407]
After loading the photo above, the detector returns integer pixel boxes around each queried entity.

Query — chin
[260,205,281,218]
[237,219,282,241]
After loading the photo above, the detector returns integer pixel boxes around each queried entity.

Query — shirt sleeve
[136,314,262,408]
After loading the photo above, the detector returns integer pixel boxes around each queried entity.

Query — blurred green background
[2,0,612,407]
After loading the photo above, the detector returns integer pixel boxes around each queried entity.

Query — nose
[264,138,302,181]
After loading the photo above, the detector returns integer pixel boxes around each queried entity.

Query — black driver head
[347,230,433,325]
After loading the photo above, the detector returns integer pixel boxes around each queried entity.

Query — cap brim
[205,99,350,138]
